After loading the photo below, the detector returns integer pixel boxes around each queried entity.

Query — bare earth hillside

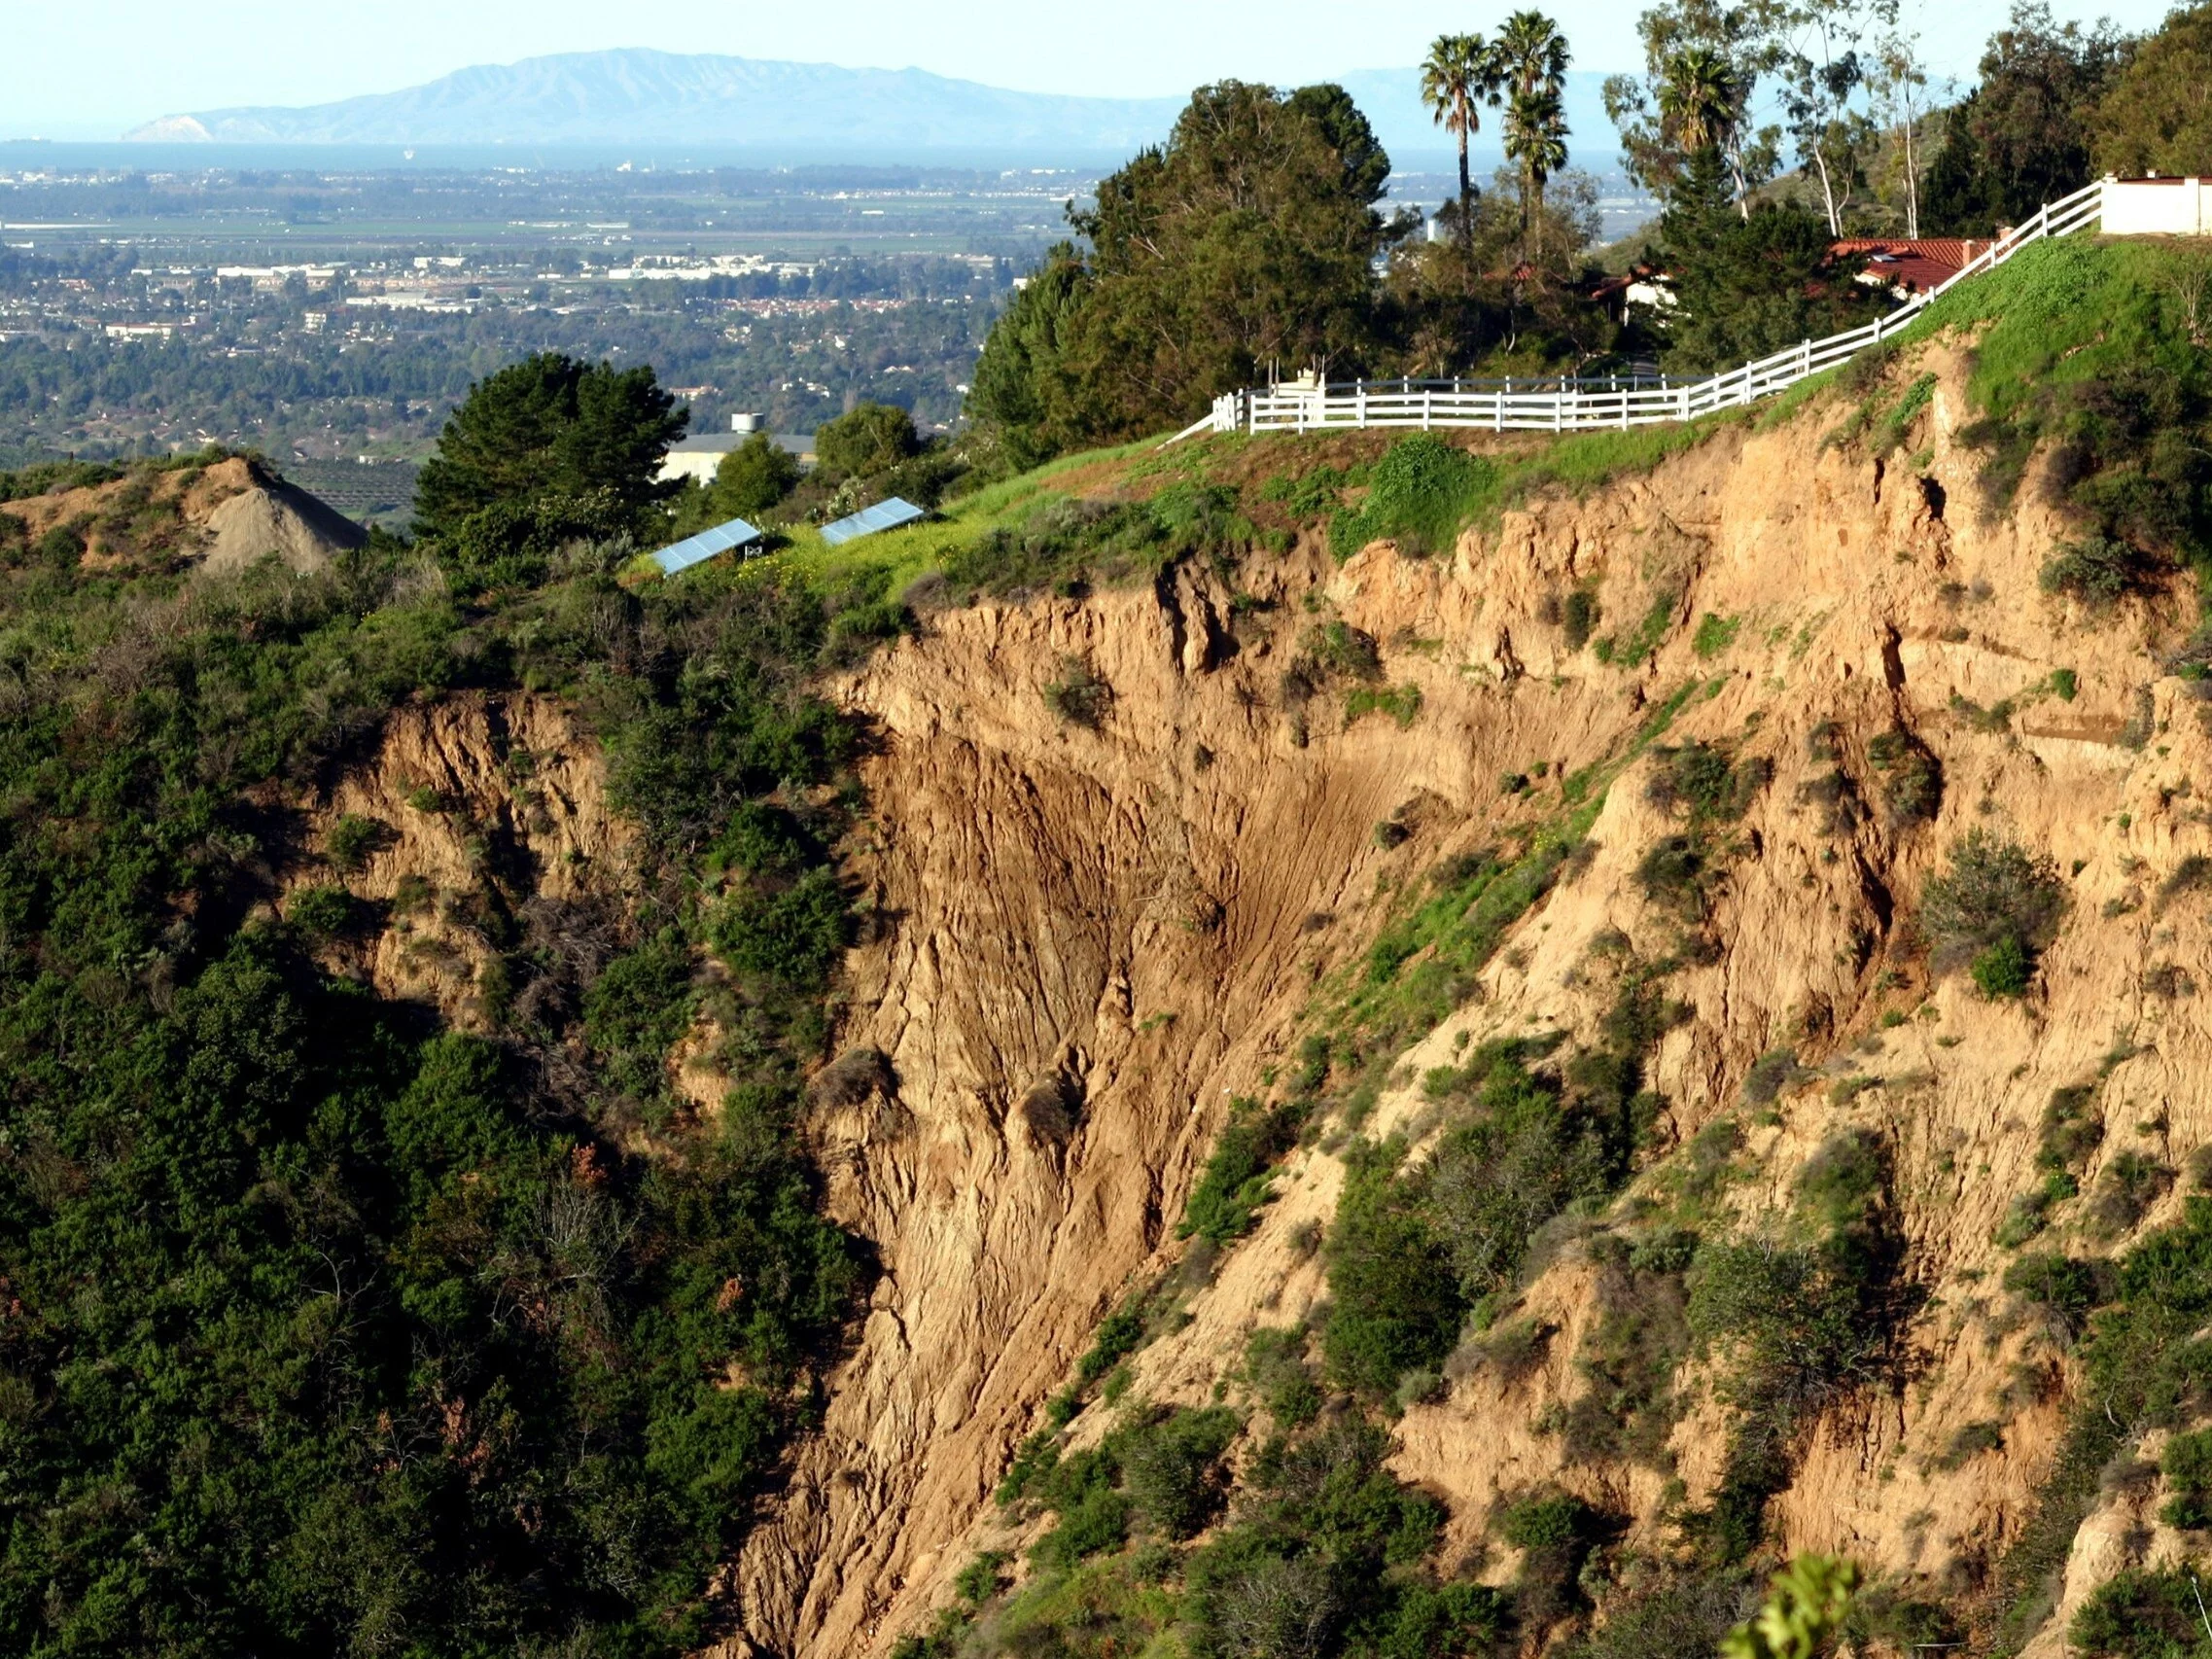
[711,337,2212,1656]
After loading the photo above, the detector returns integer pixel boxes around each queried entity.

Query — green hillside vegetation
[8,2,2212,1639]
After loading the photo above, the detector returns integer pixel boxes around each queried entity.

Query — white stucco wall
[2102,177,2212,236]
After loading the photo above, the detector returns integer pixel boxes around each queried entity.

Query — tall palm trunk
[1457,96,1474,255]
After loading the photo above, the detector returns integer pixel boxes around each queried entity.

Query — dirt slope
[0,454,366,572]
[716,338,2212,1655]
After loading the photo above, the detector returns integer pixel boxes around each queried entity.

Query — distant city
[0,153,1655,501]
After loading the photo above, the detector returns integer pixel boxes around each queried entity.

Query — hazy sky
[5,0,2185,141]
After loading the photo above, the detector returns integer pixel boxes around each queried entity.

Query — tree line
[967,0,2212,468]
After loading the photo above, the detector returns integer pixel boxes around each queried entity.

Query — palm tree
[1421,33,1494,253]
[1659,46,1748,217]
[1492,12,1572,243]
[1503,89,1570,261]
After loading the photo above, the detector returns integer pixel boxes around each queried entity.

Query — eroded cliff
[718,334,2212,1657]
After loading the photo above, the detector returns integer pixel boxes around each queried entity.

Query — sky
[4,0,2187,141]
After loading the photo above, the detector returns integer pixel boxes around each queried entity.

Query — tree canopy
[2090,1,2212,179]
[1921,2,2123,234]
[1655,145,1883,372]
[967,81,1404,464]
[413,351,686,544]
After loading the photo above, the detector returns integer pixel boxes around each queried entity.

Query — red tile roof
[1831,237,1993,294]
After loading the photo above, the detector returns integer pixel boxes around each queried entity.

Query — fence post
[1422,389,1432,431]
[1493,392,1502,433]
[1801,338,1811,381]
[1356,379,1367,428]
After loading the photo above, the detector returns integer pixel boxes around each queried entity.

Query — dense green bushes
[1920,831,2066,996]
[0,446,875,1651]
[1329,436,1497,560]
[1180,1096,1308,1246]
[1322,1038,1645,1399]
[1683,1131,1902,1565]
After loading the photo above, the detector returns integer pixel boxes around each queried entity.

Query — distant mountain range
[124,49,1620,168]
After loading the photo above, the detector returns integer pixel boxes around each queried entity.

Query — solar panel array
[651,516,764,576]
[820,496,926,547]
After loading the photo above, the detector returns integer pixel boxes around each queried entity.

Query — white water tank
[731,411,765,433]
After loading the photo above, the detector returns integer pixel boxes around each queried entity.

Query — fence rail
[1173,179,2108,443]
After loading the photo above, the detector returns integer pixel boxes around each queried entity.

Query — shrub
[2069,1565,2212,1656]
[1563,588,1600,651]
[1645,742,1771,825]
[1323,1147,1465,1393]
[1042,654,1112,727]
[1635,834,1707,907]
[1180,1098,1304,1245]
[1121,1407,1240,1539]
[2040,534,2157,604]
[1245,1327,1322,1428]
[953,1551,1009,1606]
[2003,1252,2108,1339]
[2163,1430,2212,1530]
[1865,727,1943,826]
[708,870,850,998]
[286,884,359,938]
[1722,1554,1859,1659]
[1693,613,1741,658]
[1329,434,1495,558]
[2040,1085,2106,1175]
[1030,1449,1132,1569]
[1972,935,2034,998]
[1299,619,1384,683]
[1935,1420,2006,1470]
[324,812,388,872]
[1921,831,2065,985]
[2088,1151,2173,1240]
[1742,1048,1804,1105]
[1076,1303,1148,1388]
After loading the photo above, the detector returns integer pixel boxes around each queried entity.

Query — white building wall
[658,450,733,484]
[2101,177,2212,236]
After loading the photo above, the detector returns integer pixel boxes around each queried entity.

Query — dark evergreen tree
[1921,2,2124,235]
[965,81,1402,465]
[412,351,686,543]
[1657,146,1884,373]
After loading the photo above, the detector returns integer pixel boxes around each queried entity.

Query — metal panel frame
[821,497,927,547]
[650,516,763,575]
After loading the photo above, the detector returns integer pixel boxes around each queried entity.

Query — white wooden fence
[1163,178,2109,444]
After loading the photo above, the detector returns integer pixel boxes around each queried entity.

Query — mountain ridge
[123,47,1618,165]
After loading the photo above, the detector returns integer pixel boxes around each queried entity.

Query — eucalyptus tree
[1774,0,1898,236]
[1421,32,1499,252]
[1871,28,1934,236]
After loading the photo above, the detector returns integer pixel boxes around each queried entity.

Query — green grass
[1693,613,1742,659]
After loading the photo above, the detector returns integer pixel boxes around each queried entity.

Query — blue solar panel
[820,496,927,547]
[651,515,763,575]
